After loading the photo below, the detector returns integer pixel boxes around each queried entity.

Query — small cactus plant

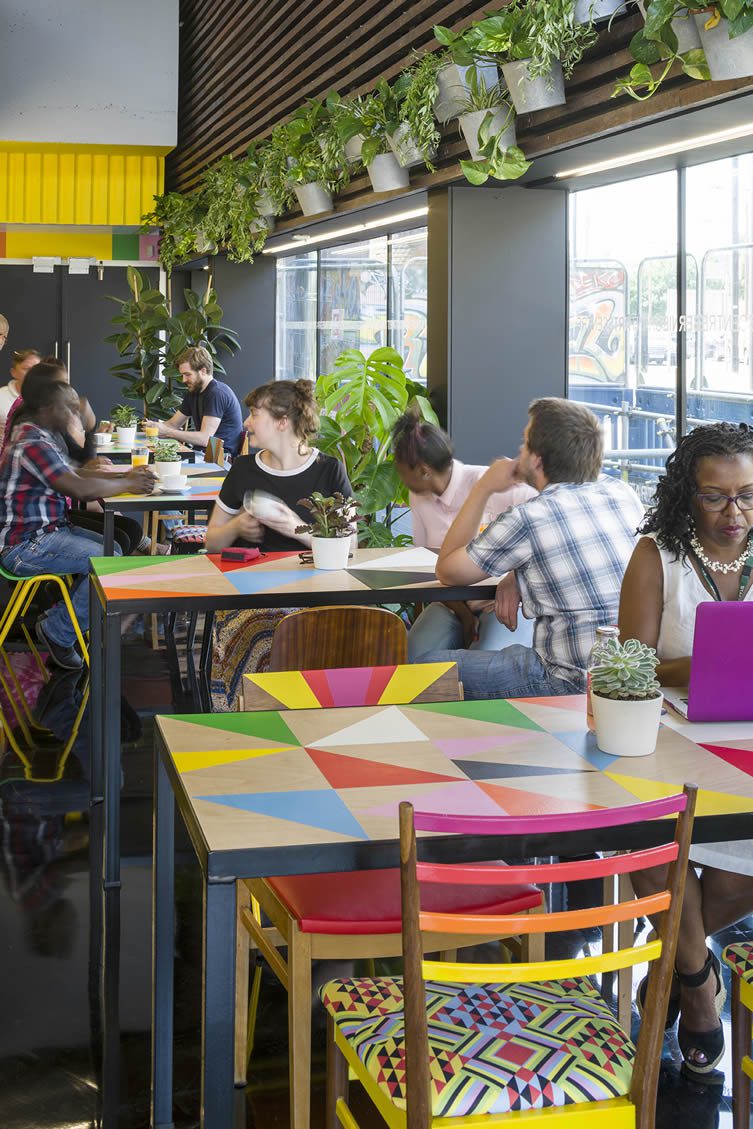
[153,439,181,462]
[590,638,660,702]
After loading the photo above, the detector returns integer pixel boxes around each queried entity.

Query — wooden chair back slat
[269,606,408,672]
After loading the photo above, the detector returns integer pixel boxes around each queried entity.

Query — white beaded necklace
[689,531,752,574]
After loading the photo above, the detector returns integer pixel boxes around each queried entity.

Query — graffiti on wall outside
[569,262,628,384]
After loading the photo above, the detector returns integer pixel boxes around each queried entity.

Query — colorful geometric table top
[242,662,461,711]
[102,472,225,505]
[155,695,753,856]
[90,547,497,608]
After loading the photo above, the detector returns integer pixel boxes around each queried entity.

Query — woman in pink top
[392,413,536,659]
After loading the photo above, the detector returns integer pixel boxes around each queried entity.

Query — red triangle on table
[700,743,753,779]
[305,747,458,790]
[366,664,397,703]
[478,781,604,817]
[302,669,335,708]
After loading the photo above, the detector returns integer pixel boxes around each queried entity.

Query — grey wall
[428,185,568,463]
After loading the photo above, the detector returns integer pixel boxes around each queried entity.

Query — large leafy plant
[613,1,711,100]
[142,191,209,275]
[460,112,531,184]
[200,151,271,263]
[460,1,598,80]
[284,100,347,192]
[398,54,442,168]
[106,267,241,418]
[316,346,438,546]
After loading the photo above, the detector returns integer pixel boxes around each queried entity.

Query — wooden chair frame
[269,606,408,672]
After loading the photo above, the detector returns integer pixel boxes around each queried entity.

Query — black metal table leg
[102,510,115,557]
[152,749,176,1129]
[202,877,237,1127]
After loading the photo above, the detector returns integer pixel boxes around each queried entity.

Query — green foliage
[200,152,271,264]
[295,492,359,539]
[398,53,442,169]
[458,71,511,113]
[315,347,438,547]
[111,403,140,427]
[590,637,661,701]
[141,192,208,275]
[328,91,393,167]
[153,439,181,462]
[460,110,530,184]
[613,1,712,100]
[106,267,241,418]
[469,1,597,80]
[283,100,347,193]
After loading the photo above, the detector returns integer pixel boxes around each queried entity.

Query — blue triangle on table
[195,788,368,839]
[551,730,619,771]
[223,568,320,595]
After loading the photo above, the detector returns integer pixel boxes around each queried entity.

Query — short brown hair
[245,379,319,444]
[527,398,603,484]
[12,348,41,366]
[176,345,213,376]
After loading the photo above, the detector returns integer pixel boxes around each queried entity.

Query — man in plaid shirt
[423,398,644,700]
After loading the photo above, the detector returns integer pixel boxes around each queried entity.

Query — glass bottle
[586,625,620,730]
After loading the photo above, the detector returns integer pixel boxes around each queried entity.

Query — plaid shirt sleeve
[20,436,69,487]
[466,504,532,576]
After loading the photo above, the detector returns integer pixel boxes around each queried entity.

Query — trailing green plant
[458,72,512,113]
[295,492,359,539]
[398,53,442,168]
[465,0,598,80]
[328,91,393,166]
[434,22,489,66]
[315,346,438,547]
[259,125,296,213]
[285,100,347,193]
[613,2,710,101]
[111,403,140,428]
[152,439,182,462]
[590,637,661,701]
[460,111,531,184]
[106,267,241,418]
[199,151,271,263]
[141,191,208,275]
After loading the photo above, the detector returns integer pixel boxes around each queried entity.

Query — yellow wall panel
[75,152,93,224]
[92,154,109,225]
[0,154,8,220]
[24,152,42,223]
[58,153,76,223]
[41,153,59,224]
[9,153,25,222]
[5,229,113,260]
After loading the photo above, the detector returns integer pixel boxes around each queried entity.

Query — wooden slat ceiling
[169,0,753,218]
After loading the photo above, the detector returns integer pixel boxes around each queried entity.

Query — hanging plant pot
[694,13,753,80]
[574,0,626,23]
[591,692,663,757]
[344,134,366,163]
[459,109,516,160]
[249,214,275,235]
[366,152,410,192]
[433,60,500,122]
[311,536,351,570]
[194,230,218,255]
[669,13,702,53]
[387,122,435,168]
[255,192,276,217]
[293,182,333,216]
[501,59,566,113]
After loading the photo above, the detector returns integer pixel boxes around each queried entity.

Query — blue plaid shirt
[467,479,644,688]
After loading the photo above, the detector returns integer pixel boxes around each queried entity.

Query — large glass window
[275,226,427,382]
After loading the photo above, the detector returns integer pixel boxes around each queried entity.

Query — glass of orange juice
[144,422,159,439]
[131,446,149,467]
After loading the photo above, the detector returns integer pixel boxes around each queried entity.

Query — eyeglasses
[695,491,753,512]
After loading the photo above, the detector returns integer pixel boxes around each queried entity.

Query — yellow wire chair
[321,786,697,1129]
[722,940,753,1129]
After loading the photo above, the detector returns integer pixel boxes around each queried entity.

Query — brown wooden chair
[205,434,224,466]
[268,605,408,672]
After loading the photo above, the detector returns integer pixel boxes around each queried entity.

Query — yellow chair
[722,941,753,1129]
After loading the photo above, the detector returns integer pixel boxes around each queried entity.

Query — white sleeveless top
[646,532,753,661]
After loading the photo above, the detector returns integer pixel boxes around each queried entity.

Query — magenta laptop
[662,601,753,722]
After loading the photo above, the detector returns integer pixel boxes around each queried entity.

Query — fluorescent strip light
[262,206,428,254]
[556,120,753,179]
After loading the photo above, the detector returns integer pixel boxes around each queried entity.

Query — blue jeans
[408,603,534,662]
[421,643,581,700]
[2,524,121,648]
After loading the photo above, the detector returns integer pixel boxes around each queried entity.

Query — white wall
[0,0,178,147]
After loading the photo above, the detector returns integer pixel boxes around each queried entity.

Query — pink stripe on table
[412,792,688,834]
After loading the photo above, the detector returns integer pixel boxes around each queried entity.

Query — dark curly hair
[641,422,753,558]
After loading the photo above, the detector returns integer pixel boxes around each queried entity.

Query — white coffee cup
[161,474,188,492]
[94,432,113,446]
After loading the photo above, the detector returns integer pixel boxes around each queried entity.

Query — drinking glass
[131,446,149,467]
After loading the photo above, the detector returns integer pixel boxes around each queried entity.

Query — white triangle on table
[309,705,430,747]
[353,547,438,571]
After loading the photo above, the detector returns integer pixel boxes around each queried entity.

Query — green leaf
[729,8,753,35]
[681,49,711,79]
[460,159,490,185]
[644,0,679,38]
[490,145,531,181]
[629,28,664,64]
[720,0,746,22]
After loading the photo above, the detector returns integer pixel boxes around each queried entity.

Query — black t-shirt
[179,378,244,456]
[217,449,352,551]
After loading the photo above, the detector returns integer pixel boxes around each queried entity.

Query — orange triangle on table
[305,747,458,790]
[478,780,604,816]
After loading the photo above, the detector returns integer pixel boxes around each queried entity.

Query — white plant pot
[387,123,435,169]
[195,230,217,255]
[311,536,351,570]
[592,693,664,758]
[671,13,702,54]
[115,426,137,447]
[501,59,566,114]
[574,0,626,23]
[155,460,182,480]
[694,13,753,80]
[344,134,365,163]
[255,192,276,217]
[459,109,516,160]
[367,152,410,192]
[249,214,275,235]
[293,181,333,216]
[433,60,500,122]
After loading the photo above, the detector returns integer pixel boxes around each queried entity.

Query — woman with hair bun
[205,379,353,706]
[391,412,536,657]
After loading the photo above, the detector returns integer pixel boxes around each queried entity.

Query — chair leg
[235,883,251,1085]
[438,948,458,963]
[246,960,263,1064]
[288,928,313,1129]
[326,1013,349,1129]
[731,978,751,1129]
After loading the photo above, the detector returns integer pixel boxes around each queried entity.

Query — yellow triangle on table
[246,671,320,709]
[378,661,456,705]
[605,771,753,817]
[173,746,295,773]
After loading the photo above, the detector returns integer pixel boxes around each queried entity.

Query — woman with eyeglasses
[619,421,753,1082]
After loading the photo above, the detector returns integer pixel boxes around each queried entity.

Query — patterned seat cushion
[170,525,206,555]
[723,941,753,983]
[320,975,635,1118]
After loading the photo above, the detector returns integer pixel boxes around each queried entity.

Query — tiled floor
[0,629,750,1128]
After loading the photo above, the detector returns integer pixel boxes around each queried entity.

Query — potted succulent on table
[111,404,140,447]
[153,439,183,481]
[296,491,358,570]
[590,637,663,758]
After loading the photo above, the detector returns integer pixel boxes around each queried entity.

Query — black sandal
[637,969,680,1028]
[676,949,726,1079]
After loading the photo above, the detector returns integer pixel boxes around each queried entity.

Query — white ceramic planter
[155,459,182,480]
[367,152,410,192]
[311,536,351,570]
[387,123,435,169]
[574,0,625,23]
[501,59,566,114]
[433,60,500,122]
[255,192,276,216]
[293,182,333,216]
[459,109,516,159]
[344,134,366,163]
[115,426,137,447]
[592,693,664,757]
[195,230,218,255]
[694,13,753,80]
[671,13,702,54]
[249,214,275,235]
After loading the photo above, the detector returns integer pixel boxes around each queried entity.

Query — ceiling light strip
[262,206,429,254]
[556,120,753,179]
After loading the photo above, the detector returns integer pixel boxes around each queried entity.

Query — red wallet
[221,547,261,562]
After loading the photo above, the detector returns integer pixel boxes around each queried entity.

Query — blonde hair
[245,379,319,444]
[0,314,8,335]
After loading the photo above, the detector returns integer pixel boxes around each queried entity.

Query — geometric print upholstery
[723,941,753,984]
[320,975,635,1117]
[169,525,207,554]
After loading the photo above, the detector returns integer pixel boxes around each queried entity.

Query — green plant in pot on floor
[590,637,663,757]
[296,491,359,570]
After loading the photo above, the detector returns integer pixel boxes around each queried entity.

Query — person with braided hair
[620,421,753,1080]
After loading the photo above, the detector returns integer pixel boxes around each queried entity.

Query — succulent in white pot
[590,638,663,758]
[111,404,140,447]
[295,491,358,570]
[153,438,182,480]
